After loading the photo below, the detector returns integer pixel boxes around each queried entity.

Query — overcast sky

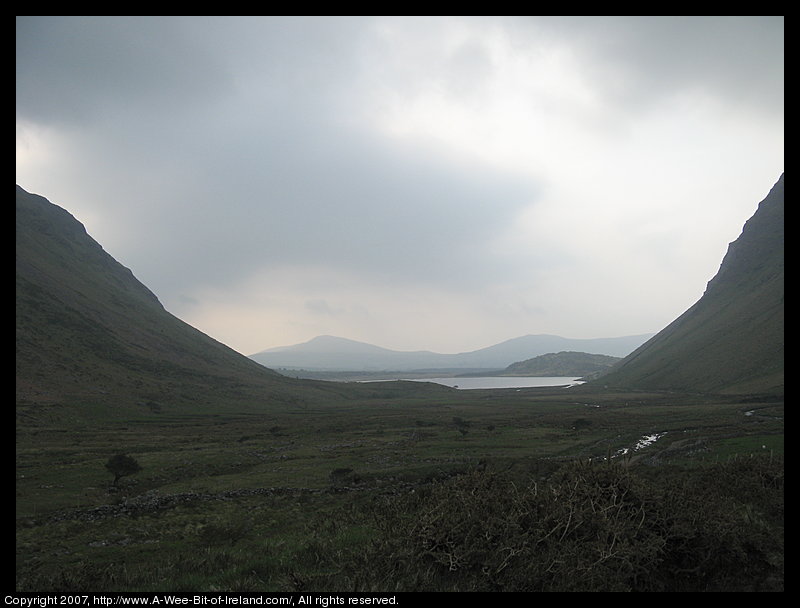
[16,16,784,355]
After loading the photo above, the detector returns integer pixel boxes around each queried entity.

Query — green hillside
[15,186,383,422]
[500,351,621,377]
[596,174,784,395]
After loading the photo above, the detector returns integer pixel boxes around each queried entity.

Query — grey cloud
[305,299,343,316]
[17,16,540,295]
[16,16,783,352]
[16,16,235,125]
[97,120,538,296]
[530,16,784,115]
[16,16,379,129]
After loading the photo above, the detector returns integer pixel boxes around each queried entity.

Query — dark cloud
[16,16,784,353]
[53,116,538,296]
[16,16,234,125]
[17,16,539,296]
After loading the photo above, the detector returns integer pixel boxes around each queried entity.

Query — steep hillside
[596,174,784,395]
[15,186,354,421]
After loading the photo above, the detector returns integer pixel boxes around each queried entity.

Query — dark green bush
[104,453,142,486]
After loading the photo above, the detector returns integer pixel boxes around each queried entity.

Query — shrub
[349,457,783,591]
[104,454,142,486]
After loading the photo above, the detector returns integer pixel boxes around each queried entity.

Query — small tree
[105,453,142,486]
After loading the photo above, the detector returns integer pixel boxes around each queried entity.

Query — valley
[17,15,785,594]
[16,384,783,592]
[15,175,784,592]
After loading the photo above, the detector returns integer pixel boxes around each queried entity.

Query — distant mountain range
[248,333,653,372]
[595,174,784,395]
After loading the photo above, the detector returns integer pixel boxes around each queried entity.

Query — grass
[15,384,784,592]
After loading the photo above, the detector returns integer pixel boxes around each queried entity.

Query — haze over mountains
[248,334,651,372]
[248,174,783,386]
[595,174,784,395]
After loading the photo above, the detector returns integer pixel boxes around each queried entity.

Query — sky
[16,16,784,356]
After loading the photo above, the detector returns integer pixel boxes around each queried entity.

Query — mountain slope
[596,174,784,395]
[250,333,652,371]
[15,186,342,420]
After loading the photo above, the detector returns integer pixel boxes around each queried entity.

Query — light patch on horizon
[174,264,532,355]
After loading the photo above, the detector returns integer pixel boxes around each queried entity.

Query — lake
[405,376,584,390]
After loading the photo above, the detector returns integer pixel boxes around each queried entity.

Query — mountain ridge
[261,334,441,356]
[249,333,654,371]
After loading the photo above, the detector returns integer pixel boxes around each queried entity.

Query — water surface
[406,376,583,389]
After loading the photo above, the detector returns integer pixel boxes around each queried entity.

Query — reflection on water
[406,376,584,390]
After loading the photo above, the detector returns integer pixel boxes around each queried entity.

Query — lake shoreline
[402,376,585,390]
[276,368,503,382]
[276,368,585,389]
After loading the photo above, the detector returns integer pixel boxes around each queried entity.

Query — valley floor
[16,386,784,592]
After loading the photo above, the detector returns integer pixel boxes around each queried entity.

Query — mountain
[450,334,651,369]
[15,186,342,421]
[251,335,449,371]
[493,351,622,377]
[249,333,653,372]
[595,174,784,395]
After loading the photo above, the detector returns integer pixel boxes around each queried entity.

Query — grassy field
[15,383,784,592]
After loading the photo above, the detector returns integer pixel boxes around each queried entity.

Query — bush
[104,454,142,486]
[349,457,783,591]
